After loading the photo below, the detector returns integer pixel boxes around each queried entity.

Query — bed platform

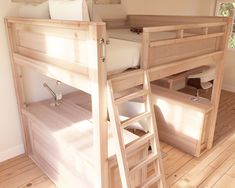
[5,14,232,188]
[22,91,147,188]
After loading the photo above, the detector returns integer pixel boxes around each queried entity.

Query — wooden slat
[149,51,223,81]
[137,174,162,188]
[121,112,151,129]
[13,53,91,93]
[6,17,104,29]
[126,133,154,154]
[144,22,226,33]
[129,154,159,174]
[115,90,148,104]
[109,70,144,93]
[150,32,225,47]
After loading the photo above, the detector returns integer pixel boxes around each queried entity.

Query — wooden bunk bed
[5,15,232,188]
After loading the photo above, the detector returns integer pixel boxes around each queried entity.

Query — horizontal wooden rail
[149,51,223,81]
[150,32,225,47]
[144,22,227,33]
[6,17,104,29]
[13,53,91,93]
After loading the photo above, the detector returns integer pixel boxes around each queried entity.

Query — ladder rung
[121,112,151,129]
[137,174,162,188]
[129,153,159,174]
[126,132,154,154]
[115,90,148,104]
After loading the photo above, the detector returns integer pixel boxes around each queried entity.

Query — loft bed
[5,14,232,188]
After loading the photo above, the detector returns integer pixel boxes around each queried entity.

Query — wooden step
[121,112,152,129]
[137,174,162,188]
[115,90,148,104]
[126,132,154,154]
[129,153,159,174]
[107,70,166,187]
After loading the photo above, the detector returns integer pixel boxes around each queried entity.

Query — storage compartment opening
[151,66,213,101]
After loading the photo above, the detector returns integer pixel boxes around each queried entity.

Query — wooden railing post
[88,23,109,188]
[207,17,233,149]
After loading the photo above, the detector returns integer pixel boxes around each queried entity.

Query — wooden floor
[1,90,235,188]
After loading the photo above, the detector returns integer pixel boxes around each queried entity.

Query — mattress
[106,29,194,74]
[106,37,141,73]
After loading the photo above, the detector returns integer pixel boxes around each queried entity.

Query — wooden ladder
[107,70,166,188]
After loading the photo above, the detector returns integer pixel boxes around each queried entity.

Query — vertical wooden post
[142,31,150,69]
[5,20,30,154]
[207,17,233,149]
[88,23,108,188]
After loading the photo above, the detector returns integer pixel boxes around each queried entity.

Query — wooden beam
[88,24,109,188]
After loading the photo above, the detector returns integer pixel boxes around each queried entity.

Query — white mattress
[106,38,141,73]
[106,29,194,74]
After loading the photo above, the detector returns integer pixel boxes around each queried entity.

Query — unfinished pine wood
[5,17,109,188]
[151,85,213,156]
[107,71,166,187]
[4,89,235,188]
[4,15,232,188]
[22,91,148,188]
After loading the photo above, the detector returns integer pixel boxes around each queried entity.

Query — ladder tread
[137,174,162,188]
[121,112,152,129]
[115,90,148,104]
[126,132,154,154]
[129,153,159,174]
[107,70,166,188]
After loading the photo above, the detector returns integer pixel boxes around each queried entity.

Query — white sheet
[106,38,141,73]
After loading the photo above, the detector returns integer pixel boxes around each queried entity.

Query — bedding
[106,37,141,74]
[49,0,90,21]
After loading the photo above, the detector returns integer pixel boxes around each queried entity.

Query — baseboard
[222,84,235,93]
[0,145,25,163]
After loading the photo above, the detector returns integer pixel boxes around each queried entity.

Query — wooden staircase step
[115,90,148,104]
[137,174,162,188]
[126,132,154,154]
[107,70,166,188]
[121,112,152,129]
[129,153,159,174]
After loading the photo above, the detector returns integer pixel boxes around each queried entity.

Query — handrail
[150,32,225,47]
[143,22,227,33]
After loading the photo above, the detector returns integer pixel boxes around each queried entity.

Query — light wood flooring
[1,90,235,188]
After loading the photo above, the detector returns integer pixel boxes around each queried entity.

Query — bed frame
[5,15,232,188]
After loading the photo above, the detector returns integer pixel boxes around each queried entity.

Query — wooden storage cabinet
[151,85,213,157]
[23,92,148,188]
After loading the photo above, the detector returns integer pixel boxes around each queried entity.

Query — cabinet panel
[26,115,148,187]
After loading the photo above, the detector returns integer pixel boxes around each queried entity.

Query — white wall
[124,0,216,16]
[0,0,24,162]
[125,0,201,15]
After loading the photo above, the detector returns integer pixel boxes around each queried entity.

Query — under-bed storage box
[151,85,213,157]
[22,92,148,188]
